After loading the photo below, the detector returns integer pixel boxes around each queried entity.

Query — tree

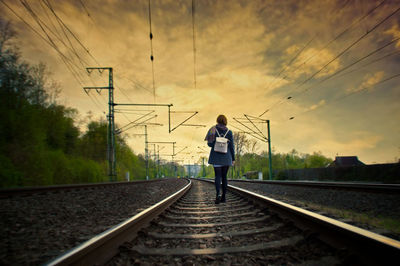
[79,120,108,162]
[0,22,106,187]
[304,151,333,168]
[233,132,249,178]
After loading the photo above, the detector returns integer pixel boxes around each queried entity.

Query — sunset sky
[1,0,399,165]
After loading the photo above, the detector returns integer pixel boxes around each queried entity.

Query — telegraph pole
[145,125,149,180]
[84,67,116,181]
[157,145,160,178]
[123,123,162,180]
[173,142,176,177]
[147,141,176,177]
[151,144,157,178]
[233,114,273,180]
[202,157,205,177]
[267,120,273,180]
[108,68,115,180]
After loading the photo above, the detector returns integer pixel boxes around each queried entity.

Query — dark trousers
[214,166,229,199]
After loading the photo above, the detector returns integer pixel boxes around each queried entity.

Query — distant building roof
[329,156,365,167]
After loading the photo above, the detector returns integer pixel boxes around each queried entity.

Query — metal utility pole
[173,142,176,177]
[232,114,273,180]
[124,123,162,180]
[150,144,157,178]
[202,157,205,177]
[147,141,176,177]
[157,145,160,178]
[267,120,273,180]
[84,67,116,181]
[144,125,149,180]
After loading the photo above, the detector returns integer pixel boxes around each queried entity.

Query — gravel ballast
[0,178,188,265]
[229,180,400,240]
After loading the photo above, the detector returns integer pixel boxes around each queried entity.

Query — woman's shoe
[215,195,221,204]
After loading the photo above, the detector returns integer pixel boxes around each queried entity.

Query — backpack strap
[215,127,221,137]
[216,127,229,138]
[222,129,229,138]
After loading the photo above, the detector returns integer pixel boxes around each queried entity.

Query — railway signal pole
[147,141,177,177]
[84,67,116,180]
[267,120,272,180]
[232,115,273,180]
[145,125,149,180]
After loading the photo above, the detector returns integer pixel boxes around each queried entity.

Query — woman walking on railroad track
[205,114,235,204]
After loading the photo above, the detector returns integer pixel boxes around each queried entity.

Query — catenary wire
[334,50,400,80]
[2,1,116,117]
[192,0,197,90]
[23,0,88,69]
[282,0,388,83]
[287,72,400,121]
[42,0,100,66]
[294,5,400,90]
[1,0,87,86]
[78,0,91,18]
[293,36,400,98]
[259,0,388,117]
[148,0,156,102]
[40,0,89,68]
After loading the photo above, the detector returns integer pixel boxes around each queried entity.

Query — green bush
[0,154,22,188]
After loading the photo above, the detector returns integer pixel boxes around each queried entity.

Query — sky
[1,0,400,165]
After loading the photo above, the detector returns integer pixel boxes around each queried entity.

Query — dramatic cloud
[347,71,385,94]
[1,0,399,164]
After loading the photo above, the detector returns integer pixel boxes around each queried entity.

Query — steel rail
[229,179,400,194]
[46,179,191,265]
[227,183,400,265]
[0,179,165,198]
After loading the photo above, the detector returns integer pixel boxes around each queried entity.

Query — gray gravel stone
[0,178,187,265]
[229,180,400,239]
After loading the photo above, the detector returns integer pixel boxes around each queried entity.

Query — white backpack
[214,128,229,153]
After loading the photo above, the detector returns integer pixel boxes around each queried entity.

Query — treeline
[201,133,333,179]
[0,22,182,188]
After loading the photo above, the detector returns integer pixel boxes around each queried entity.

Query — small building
[328,156,365,167]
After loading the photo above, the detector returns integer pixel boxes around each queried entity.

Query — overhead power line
[78,0,91,18]
[259,0,389,117]
[335,50,400,80]
[192,0,197,90]
[1,0,87,86]
[148,0,156,102]
[284,0,388,82]
[294,36,400,98]
[22,0,88,69]
[41,0,100,66]
[263,36,315,95]
[288,72,400,120]
[295,5,399,90]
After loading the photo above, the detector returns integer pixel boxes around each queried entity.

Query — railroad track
[49,179,400,265]
[229,179,400,194]
[0,179,163,198]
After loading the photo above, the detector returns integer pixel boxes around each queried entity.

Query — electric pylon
[84,67,116,180]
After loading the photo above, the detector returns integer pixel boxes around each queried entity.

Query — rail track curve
[48,178,400,265]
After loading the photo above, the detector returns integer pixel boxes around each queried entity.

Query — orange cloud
[384,24,400,49]
[346,71,385,94]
